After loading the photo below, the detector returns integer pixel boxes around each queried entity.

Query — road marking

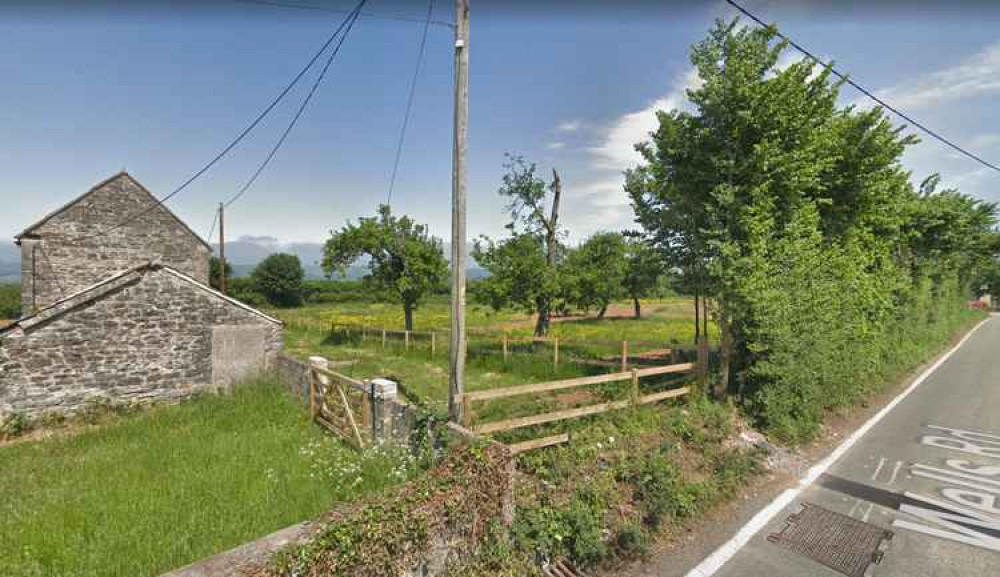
[910,466,1000,495]
[872,457,887,482]
[861,502,875,522]
[683,317,990,577]
[913,463,1000,490]
[887,461,903,486]
[848,499,863,517]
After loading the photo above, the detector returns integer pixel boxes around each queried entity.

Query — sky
[2,0,1000,260]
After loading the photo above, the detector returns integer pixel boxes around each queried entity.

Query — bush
[0,283,20,319]
[0,411,29,440]
[227,277,267,307]
[300,279,374,304]
[251,253,304,307]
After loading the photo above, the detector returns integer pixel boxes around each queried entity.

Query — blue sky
[2,0,999,254]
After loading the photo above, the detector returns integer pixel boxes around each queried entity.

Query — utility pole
[218,203,227,295]
[448,0,469,424]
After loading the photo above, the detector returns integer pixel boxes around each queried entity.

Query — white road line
[912,463,1000,489]
[861,502,875,522]
[848,499,863,518]
[683,317,991,577]
[888,460,903,486]
[871,457,887,482]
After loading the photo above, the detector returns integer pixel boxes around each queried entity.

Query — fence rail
[327,322,692,371]
[463,361,696,441]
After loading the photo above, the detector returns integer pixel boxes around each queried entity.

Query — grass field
[0,379,409,577]
[274,297,710,422]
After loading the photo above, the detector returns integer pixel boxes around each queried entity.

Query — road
[688,315,1000,577]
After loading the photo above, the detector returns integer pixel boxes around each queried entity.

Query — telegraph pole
[218,203,227,295]
[448,0,469,424]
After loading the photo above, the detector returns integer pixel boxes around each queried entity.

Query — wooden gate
[309,364,372,449]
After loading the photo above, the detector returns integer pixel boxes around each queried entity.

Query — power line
[235,0,454,29]
[223,0,365,208]
[206,208,219,247]
[76,0,366,242]
[386,0,434,206]
[726,0,1000,174]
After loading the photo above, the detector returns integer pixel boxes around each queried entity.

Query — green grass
[0,379,408,577]
[274,297,709,413]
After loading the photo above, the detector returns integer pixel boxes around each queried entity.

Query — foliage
[475,155,567,336]
[0,283,20,319]
[0,379,408,577]
[0,411,29,440]
[261,443,512,577]
[301,279,375,304]
[323,204,447,331]
[227,277,267,307]
[252,253,305,307]
[208,256,233,291]
[565,232,627,317]
[627,18,998,441]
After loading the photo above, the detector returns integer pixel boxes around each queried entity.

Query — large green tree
[627,18,998,440]
[474,155,567,336]
[252,253,304,307]
[566,232,627,318]
[323,205,447,330]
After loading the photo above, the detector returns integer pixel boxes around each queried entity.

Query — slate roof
[0,262,281,336]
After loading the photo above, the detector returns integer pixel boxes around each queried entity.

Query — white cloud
[588,68,702,172]
[556,120,582,133]
[546,141,566,150]
[862,42,1000,110]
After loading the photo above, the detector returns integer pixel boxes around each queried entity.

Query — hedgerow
[628,19,997,443]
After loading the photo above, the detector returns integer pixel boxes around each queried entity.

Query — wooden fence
[328,322,689,371]
[309,362,372,449]
[461,361,696,454]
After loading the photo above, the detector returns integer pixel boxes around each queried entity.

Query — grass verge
[0,378,410,577]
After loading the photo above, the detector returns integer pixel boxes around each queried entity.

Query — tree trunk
[633,297,641,319]
[534,298,550,337]
[715,305,731,400]
[693,291,701,344]
[404,302,414,331]
[597,304,608,319]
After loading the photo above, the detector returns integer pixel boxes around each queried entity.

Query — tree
[473,154,566,336]
[251,253,304,307]
[622,238,662,318]
[566,232,627,318]
[209,256,233,291]
[322,205,447,331]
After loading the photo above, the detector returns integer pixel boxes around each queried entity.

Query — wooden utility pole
[218,203,227,295]
[448,0,469,424]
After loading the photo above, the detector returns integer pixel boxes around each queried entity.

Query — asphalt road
[690,315,1000,577]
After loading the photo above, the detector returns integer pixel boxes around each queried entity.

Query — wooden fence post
[696,336,710,385]
[382,329,387,348]
[503,333,509,362]
[405,330,410,351]
[630,368,639,405]
[621,340,629,372]
[554,338,560,369]
[431,332,437,356]
[362,326,367,342]
[308,356,330,418]
[461,394,472,427]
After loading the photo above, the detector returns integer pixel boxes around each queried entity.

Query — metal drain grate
[768,502,893,577]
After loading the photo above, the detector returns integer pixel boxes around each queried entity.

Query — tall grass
[0,379,403,577]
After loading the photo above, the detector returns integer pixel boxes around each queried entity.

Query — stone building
[0,173,282,416]
[15,172,212,314]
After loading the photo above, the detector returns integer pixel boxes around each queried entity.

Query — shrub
[613,523,650,558]
[0,411,29,440]
[252,253,304,307]
[0,283,20,319]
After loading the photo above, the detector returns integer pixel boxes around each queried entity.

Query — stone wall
[0,266,281,417]
[19,173,211,312]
